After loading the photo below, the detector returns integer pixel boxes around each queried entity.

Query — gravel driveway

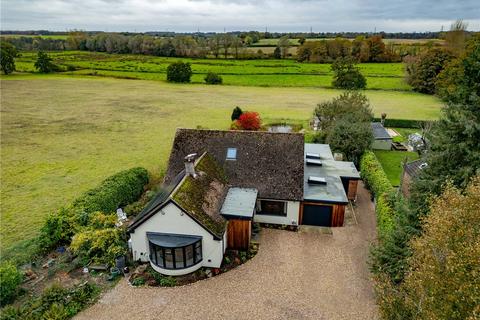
[76,182,378,320]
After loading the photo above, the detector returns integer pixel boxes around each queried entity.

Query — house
[128,129,360,276]
[401,159,428,197]
[371,122,392,150]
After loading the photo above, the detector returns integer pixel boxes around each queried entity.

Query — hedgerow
[360,151,396,237]
[372,118,430,129]
[38,167,149,252]
[72,167,149,214]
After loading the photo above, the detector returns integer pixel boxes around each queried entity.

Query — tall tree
[0,42,18,75]
[376,178,480,320]
[34,51,58,73]
[445,19,469,56]
[278,36,290,58]
[405,48,454,94]
[331,57,367,90]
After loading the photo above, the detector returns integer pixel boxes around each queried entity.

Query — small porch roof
[147,232,201,248]
[220,187,258,219]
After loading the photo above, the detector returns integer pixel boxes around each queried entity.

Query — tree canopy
[0,42,18,75]
[331,57,367,90]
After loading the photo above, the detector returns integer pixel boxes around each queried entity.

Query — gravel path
[76,182,378,320]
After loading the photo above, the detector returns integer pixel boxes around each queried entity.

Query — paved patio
[75,182,378,320]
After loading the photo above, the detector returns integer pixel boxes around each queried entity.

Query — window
[257,200,287,216]
[149,237,202,270]
[226,148,237,160]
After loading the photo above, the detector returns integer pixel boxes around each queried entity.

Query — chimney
[184,153,197,178]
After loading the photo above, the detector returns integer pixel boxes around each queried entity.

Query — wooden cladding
[299,202,346,227]
[347,180,358,201]
[331,204,345,227]
[227,219,251,250]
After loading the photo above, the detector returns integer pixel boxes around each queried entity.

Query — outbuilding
[371,122,392,150]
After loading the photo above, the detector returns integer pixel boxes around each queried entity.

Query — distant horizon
[2,28,479,34]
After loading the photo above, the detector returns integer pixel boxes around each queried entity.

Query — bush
[204,72,222,85]
[147,267,177,287]
[331,57,367,90]
[38,207,79,251]
[0,261,23,306]
[70,228,126,266]
[166,61,192,83]
[0,282,99,320]
[72,167,149,214]
[230,106,243,121]
[234,111,262,131]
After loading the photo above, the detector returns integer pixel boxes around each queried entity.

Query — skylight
[308,176,327,185]
[226,148,237,160]
[306,159,322,166]
[306,153,321,159]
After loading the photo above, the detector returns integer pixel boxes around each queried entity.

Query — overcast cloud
[2,0,479,32]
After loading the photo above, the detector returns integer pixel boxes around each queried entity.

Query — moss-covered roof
[171,153,228,238]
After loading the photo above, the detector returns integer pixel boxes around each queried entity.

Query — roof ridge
[175,128,304,136]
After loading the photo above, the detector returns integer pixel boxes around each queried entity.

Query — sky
[2,0,480,32]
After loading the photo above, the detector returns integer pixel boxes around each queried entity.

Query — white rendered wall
[129,202,225,276]
[253,200,300,226]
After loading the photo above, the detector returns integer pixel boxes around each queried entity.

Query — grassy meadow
[0,75,443,260]
[14,51,410,90]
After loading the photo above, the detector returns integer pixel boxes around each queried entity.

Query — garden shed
[371,122,393,150]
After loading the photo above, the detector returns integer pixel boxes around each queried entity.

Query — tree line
[296,35,402,63]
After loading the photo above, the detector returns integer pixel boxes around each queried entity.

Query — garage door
[302,204,332,227]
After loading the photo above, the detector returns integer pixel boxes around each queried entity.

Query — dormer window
[226,148,237,160]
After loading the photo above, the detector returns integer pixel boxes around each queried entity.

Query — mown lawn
[0,76,442,261]
[374,150,420,186]
[14,51,410,90]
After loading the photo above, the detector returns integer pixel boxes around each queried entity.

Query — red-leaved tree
[235,111,261,131]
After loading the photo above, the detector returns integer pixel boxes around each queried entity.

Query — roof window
[308,176,327,185]
[226,148,237,160]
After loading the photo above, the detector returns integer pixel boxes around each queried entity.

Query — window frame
[256,199,288,217]
[149,238,202,270]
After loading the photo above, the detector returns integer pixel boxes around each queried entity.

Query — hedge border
[360,151,396,237]
[373,118,432,128]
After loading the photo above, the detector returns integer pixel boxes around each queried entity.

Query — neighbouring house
[401,159,428,197]
[371,122,392,150]
[128,129,360,276]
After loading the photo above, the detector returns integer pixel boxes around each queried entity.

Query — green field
[0,34,69,40]
[0,76,443,260]
[14,51,410,90]
[374,150,420,186]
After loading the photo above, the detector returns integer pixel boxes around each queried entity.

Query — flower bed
[129,242,259,287]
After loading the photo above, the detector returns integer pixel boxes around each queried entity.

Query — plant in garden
[204,72,223,84]
[235,111,262,131]
[331,57,367,89]
[0,42,18,75]
[314,91,372,131]
[166,61,192,83]
[230,106,243,121]
[70,227,127,266]
[34,51,59,73]
[0,261,23,306]
[327,114,373,166]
